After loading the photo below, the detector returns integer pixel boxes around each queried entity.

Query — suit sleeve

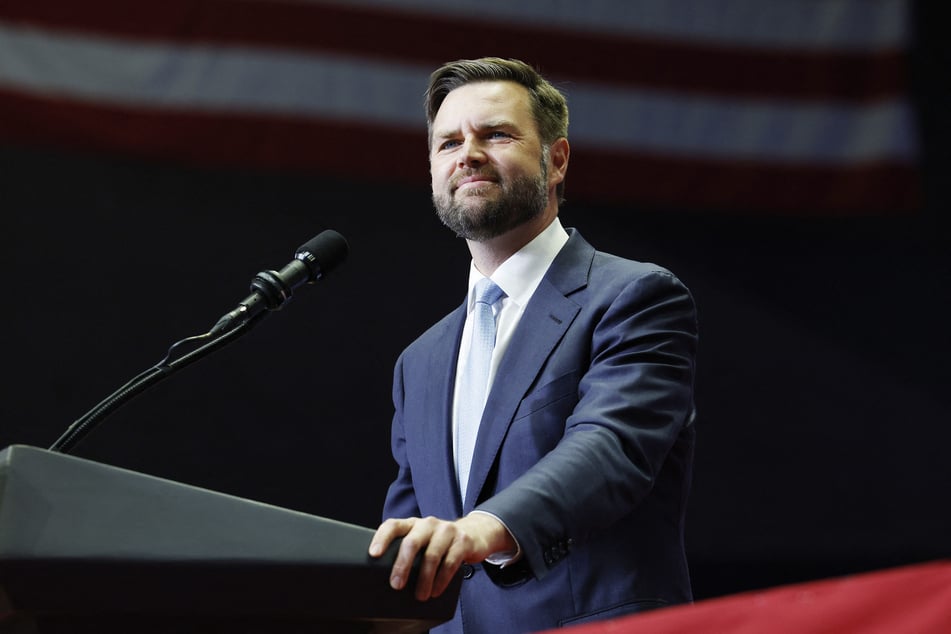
[476,268,698,581]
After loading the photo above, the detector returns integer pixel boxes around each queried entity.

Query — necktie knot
[474,278,505,310]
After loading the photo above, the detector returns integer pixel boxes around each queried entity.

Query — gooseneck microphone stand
[48,308,269,454]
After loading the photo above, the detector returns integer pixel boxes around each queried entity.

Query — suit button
[461,564,474,579]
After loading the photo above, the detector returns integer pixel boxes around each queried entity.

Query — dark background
[1,2,948,602]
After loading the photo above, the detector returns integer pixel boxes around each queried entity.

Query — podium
[0,444,460,633]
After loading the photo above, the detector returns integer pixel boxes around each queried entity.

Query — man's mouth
[453,173,498,193]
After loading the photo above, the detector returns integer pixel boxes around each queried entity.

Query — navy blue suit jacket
[383,229,698,633]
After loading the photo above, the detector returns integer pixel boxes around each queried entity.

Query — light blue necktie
[455,278,506,503]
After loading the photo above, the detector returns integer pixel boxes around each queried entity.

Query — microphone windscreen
[297,230,349,278]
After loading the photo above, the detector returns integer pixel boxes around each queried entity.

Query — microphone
[210,230,349,335]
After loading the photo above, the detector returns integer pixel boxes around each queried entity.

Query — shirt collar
[466,217,570,310]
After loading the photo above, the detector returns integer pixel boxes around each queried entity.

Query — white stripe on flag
[0,23,427,126]
[568,86,916,163]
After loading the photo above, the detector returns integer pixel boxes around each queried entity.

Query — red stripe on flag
[570,151,920,214]
[0,1,908,102]
[0,86,429,184]
[0,89,919,214]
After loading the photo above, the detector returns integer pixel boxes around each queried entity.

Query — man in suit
[369,57,698,633]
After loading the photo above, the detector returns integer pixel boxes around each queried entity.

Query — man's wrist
[467,510,522,566]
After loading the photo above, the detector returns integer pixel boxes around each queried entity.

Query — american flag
[0,0,919,214]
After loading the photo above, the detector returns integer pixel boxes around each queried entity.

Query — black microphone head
[295,230,349,280]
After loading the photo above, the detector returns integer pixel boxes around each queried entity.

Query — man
[369,57,698,633]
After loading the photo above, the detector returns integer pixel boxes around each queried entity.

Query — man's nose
[458,138,486,168]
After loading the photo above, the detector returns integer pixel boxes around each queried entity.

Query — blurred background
[1,0,947,600]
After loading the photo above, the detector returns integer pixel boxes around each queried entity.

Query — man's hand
[368,513,516,601]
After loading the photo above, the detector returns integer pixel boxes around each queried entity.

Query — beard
[433,153,549,242]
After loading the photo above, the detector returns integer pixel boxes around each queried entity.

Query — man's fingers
[413,519,460,600]
[391,517,438,591]
[370,516,486,600]
[369,517,415,558]
[430,534,470,598]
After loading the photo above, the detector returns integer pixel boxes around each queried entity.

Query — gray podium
[0,444,459,633]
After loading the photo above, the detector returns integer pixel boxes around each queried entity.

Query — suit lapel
[463,231,593,510]
[421,302,467,517]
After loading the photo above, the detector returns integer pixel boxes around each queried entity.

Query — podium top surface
[0,444,460,632]
[0,443,372,563]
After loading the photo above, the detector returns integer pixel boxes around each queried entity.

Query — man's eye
[489,131,510,139]
[440,140,460,150]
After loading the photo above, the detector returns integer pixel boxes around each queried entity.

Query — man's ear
[549,137,570,186]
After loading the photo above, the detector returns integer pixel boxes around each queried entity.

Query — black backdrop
[2,1,949,601]
[2,140,948,601]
